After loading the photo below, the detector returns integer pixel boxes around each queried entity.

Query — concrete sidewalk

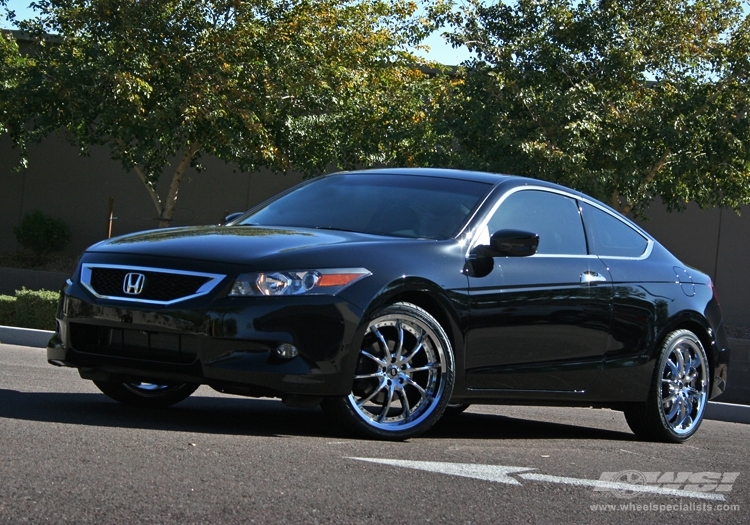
[2,325,749,425]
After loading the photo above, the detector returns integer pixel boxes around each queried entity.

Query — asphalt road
[1,344,747,525]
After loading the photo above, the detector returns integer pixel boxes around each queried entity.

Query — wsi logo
[595,471,739,499]
[123,273,146,295]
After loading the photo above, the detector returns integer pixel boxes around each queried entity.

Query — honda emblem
[123,273,146,295]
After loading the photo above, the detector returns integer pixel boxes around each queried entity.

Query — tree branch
[621,147,671,215]
[133,163,165,219]
[159,141,201,227]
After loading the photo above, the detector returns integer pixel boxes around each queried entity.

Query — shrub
[0,295,15,326]
[14,288,60,330]
[13,210,72,258]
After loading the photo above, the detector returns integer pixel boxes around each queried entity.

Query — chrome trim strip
[80,264,226,305]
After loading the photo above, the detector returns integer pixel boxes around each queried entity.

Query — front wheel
[323,302,455,440]
[93,380,199,408]
[624,329,709,443]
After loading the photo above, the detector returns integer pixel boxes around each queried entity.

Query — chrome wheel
[93,380,199,407]
[324,302,454,440]
[659,334,708,436]
[624,329,709,443]
[124,382,181,396]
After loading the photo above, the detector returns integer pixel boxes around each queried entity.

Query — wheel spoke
[402,333,425,364]
[665,398,680,420]
[685,354,701,374]
[675,347,687,374]
[665,358,679,379]
[377,383,396,423]
[685,388,705,406]
[354,372,383,380]
[406,361,441,374]
[370,326,392,363]
[397,388,412,421]
[662,391,679,408]
[404,376,429,406]
[675,398,689,428]
[361,350,386,368]
[393,320,405,361]
[684,385,704,398]
[356,379,387,408]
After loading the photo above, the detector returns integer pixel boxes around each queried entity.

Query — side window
[580,202,648,257]
[486,190,587,255]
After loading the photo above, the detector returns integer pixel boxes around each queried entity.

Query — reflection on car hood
[87,225,385,265]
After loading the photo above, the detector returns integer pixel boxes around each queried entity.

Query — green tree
[0,6,27,141]
[6,0,448,226]
[442,0,750,216]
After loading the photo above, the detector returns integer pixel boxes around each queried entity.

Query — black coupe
[48,168,730,441]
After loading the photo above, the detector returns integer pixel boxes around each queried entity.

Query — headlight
[228,268,371,297]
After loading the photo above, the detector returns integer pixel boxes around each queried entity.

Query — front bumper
[48,282,366,398]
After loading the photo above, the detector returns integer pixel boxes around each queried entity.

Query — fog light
[276,343,299,359]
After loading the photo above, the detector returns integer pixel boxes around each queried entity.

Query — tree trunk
[158,142,201,227]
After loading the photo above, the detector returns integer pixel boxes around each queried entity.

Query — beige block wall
[636,203,750,328]
[0,134,304,254]
[1,134,748,327]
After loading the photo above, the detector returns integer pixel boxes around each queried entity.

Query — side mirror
[223,211,245,225]
[474,229,539,257]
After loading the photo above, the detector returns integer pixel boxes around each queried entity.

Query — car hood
[86,225,387,265]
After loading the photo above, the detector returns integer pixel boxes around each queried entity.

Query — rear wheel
[93,381,199,408]
[323,302,455,440]
[624,329,709,443]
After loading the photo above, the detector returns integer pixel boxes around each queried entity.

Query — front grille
[81,264,225,304]
[70,323,199,364]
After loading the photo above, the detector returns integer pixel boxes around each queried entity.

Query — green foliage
[0,295,15,326]
[6,0,451,226]
[0,27,26,140]
[441,0,750,216]
[13,210,72,257]
[14,288,59,331]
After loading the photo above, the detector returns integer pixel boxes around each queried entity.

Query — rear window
[581,203,648,257]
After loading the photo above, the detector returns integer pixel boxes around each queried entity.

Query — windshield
[241,173,492,240]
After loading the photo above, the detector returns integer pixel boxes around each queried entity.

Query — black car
[48,168,730,441]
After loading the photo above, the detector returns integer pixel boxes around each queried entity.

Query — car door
[464,188,612,391]
[578,201,663,365]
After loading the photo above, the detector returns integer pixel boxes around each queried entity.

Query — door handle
[581,271,607,284]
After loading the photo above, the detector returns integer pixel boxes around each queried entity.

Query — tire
[624,329,709,443]
[93,380,199,408]
[443,403,471,415]
[323,302,455,440]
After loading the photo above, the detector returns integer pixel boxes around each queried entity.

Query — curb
[704,401,750,425]
[0,325,54,349]
[1,325,749,426]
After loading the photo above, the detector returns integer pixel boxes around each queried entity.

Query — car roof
[336,167,514,185]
